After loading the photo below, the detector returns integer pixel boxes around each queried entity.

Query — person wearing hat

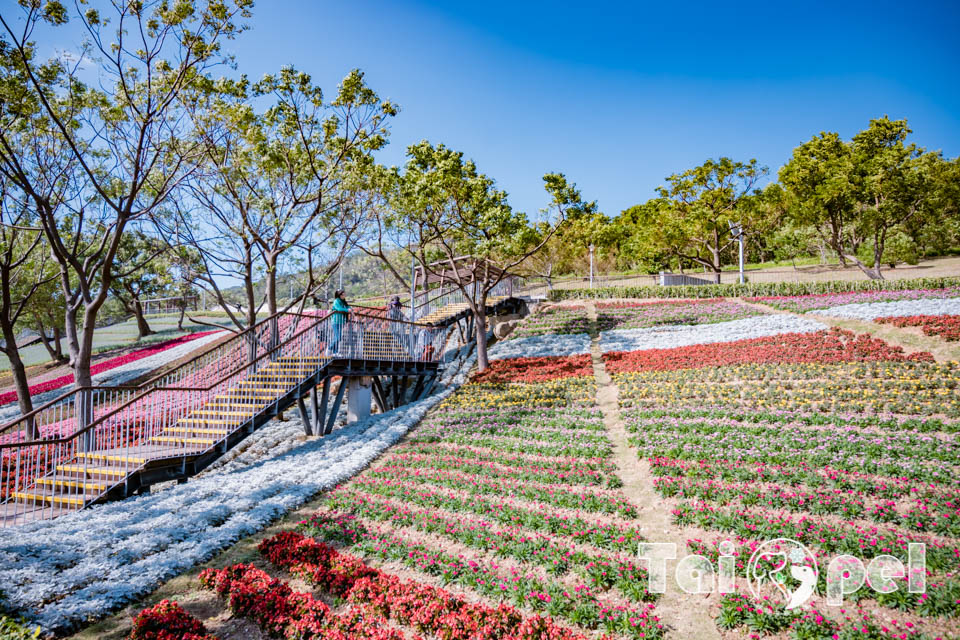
[328,289,350,355]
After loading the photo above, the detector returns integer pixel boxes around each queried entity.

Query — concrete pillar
[347,376,372,423]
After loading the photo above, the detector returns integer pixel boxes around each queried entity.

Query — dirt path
[739,298,960,362]
[584,301,720,640]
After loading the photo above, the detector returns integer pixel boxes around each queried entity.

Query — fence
[0,309,447,524]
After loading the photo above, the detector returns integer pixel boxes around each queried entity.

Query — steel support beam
[297,394,312,436]
[324,378,347,435]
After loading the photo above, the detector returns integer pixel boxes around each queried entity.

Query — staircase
[0,310,448,526]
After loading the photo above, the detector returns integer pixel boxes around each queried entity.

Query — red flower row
[471,355,593,384]
[257,531,601,640]
[199,563,407,640]
[876,314,960,342]
[603,328,933,373]
[128,599,217,640]
[0,330,218,406]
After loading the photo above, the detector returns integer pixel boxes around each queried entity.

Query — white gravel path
[815,297,960,321]
[598,314,828,354]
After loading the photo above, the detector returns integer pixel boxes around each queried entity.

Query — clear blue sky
[225,0,960,220]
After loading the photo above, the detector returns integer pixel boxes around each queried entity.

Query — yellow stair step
[56,464,128,477]
[35,477,111,491]
[162,426,231,435]
[75,452,146,464]
[151,436,217,446]
[12,491,86,506]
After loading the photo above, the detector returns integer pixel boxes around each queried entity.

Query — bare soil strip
[584,301,721,640]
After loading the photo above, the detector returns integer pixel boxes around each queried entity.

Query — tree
[0,0,253,401]
[0,181,54,437]
[524,201,614,284]
[108,230,174,339]
[632,158,768,282]
[780,117,948,279]
[384,141,579,371]
[174,67,395,331]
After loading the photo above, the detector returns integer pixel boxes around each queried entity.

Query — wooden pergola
[412,256,512,291]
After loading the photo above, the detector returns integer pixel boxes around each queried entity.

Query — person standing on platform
[329,290,350,356]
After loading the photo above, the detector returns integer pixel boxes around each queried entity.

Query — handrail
[0,310,318,436]
[0,310,446,451]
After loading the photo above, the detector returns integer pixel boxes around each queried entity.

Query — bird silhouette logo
[746,538,818,610]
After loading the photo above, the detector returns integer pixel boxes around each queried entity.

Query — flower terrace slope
[602,293,960,639]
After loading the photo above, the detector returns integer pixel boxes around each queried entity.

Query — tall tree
[780,117,948,279]
[384,141,578,371]
[108,230,174,339]
[0,0,252,399]
[0,180,54,437]
[636,158,768,282]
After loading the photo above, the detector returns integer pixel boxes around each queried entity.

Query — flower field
[876,315,960,342]
[507,305,592,339]
[603,301,960,638]
[596,299,765,331]
[0,331,219,407]
[748,287,960,313]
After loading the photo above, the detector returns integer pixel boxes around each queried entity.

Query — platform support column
[347,376,372,423]
[324,378,347,435]
[297,394,313,436]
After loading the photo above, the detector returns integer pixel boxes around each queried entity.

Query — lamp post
[728,221,744,285]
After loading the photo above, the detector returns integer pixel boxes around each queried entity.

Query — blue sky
[223,0,960,221]
[31,0,960,221]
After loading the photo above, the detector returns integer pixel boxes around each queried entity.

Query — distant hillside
[218,252,409,308]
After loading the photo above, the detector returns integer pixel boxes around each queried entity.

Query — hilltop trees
[779,117,952,279]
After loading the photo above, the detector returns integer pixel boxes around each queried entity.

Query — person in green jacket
[329,289,350,355]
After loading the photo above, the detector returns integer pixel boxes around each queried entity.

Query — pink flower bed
[0,331,218,407]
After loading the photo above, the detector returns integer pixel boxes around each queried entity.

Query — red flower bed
[199,563,408,640]
[876,314,960,341]
[255,531,599,640]
[604,327,933,373]
[0,331,218,406]
[129,600,217,640]
[471,355,593,384]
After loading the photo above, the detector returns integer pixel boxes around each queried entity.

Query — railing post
[78,388,94,452]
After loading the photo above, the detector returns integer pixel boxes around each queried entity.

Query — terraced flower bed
[748,286,960,313]
[606,310,960,637]
[596,298,765,331]
[876,314,960,341]
[507,305,593,339]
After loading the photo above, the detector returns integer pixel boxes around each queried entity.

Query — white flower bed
[487,333,592,361]
[816,297,960,321]
[0,378,462,634]
[599,315,828,354]
[0,331,227,425]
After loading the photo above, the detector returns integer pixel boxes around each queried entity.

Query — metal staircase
[0,310,448,526]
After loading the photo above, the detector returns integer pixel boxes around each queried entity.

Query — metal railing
[0,311,447,525]
[411,277,515,324]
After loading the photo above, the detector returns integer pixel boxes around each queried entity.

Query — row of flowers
[603,327,931,373]
[508,305,593,339]
[471,355,594,383]
[0,330,218,407]
[596,298,765,331]
[598,314,828,354]
[876,314,960,341]
[614,360,960,417]
[128,600,217,640]
[746,286,960,313]
[812,297,960,321]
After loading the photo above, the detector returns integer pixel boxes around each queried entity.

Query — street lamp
[728,221,744,285]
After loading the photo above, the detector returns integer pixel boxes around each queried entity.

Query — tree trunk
[35,319,67,365]
[132,299,154,339]
[475,303,489,372]
[177,305,186,331]
[0,323,37,440]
